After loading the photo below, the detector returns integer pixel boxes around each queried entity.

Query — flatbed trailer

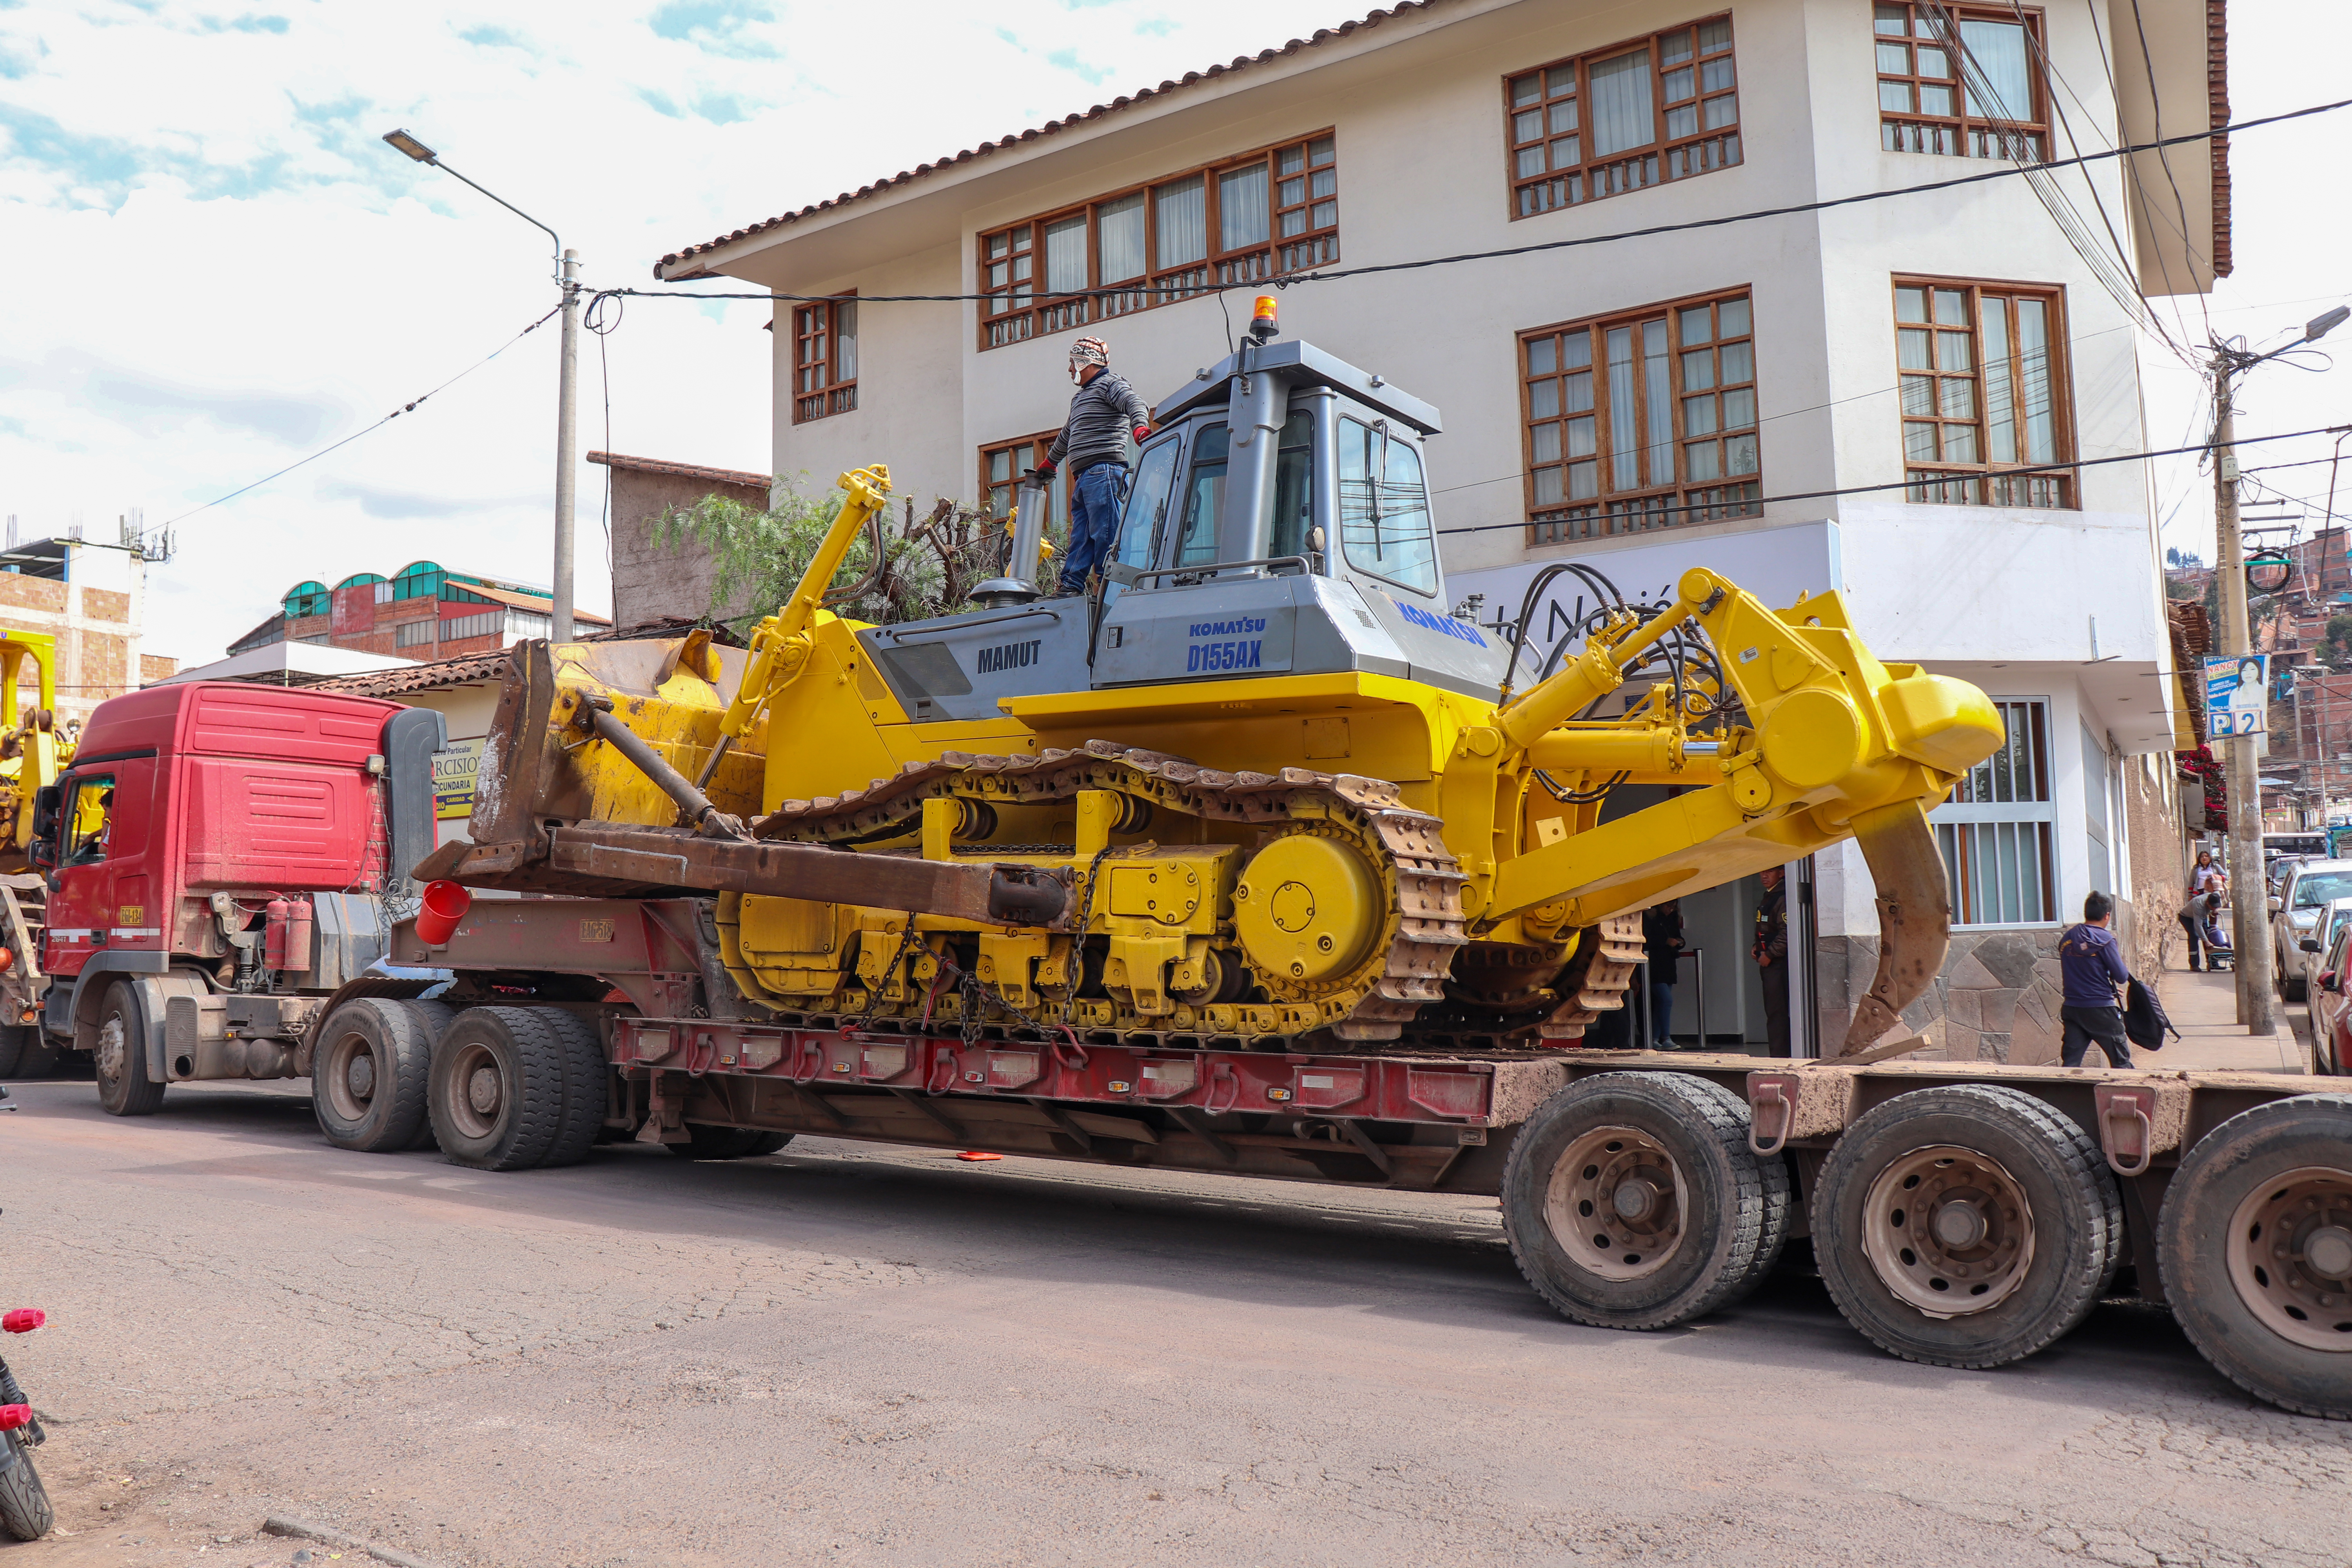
[296,895,2352,1425]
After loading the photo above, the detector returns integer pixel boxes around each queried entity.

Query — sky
[0,0,2345,667]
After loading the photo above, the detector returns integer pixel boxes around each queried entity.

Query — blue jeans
[1650,980,1676,1047]
[1058,462,1129,593]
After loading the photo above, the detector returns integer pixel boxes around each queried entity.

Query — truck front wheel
[312,998,435,1152]
[93,983,165,1117]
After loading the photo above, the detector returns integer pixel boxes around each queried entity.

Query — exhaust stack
[972,474,1051,608]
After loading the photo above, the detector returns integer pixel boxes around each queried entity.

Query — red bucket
[415,880,472,947]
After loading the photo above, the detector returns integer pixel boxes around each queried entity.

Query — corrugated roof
[465,582,613,625]
[655,2,1450,278]
[309,651,513,698]
[588,450,770,489]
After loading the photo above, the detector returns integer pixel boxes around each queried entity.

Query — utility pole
[2212,368,2272,1031]
[554,248,579,641]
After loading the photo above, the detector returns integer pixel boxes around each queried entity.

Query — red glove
[1032,459,1057,481]
[1133,425,1152,443]
[1,1310,42,1334]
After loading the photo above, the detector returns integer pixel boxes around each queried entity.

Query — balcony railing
[794,385,858,424]
[1903,467,2073,508]
[1882,117,2047,161]
[1529,481,1760,545]
[982,244,1331,350]
[1515,132,1741,218]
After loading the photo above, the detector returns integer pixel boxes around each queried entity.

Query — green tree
[657,476,1044,634]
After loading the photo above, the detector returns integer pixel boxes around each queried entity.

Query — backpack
[2122,976,2178,1052]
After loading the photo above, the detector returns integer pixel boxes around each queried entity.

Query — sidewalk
[2153,964,2309,1073]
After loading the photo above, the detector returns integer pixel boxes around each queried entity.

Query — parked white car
[2272,860,2352,1000]
[2299,898,2352,1036]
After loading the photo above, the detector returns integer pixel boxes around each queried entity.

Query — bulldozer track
[744,740,1636,1050]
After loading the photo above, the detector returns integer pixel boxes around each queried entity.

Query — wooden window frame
[976,131,1339,352]
[1875,3,2051,161]
[1519,285,1762,546]
[792,293,858,425]
[1893,274,2076,509]
[980,432,1059,520]
[1504,16,1741,223]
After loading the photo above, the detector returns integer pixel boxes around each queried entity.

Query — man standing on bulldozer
[1033,335,1152,598]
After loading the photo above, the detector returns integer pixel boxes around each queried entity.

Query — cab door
[44,757,157,973]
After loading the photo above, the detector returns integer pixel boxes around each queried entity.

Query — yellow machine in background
[0,632,67,874]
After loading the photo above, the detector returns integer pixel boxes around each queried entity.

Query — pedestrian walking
[1643,898,1684,1048]
[2057,891,2134,1069]
[1754,867,1790,1058]
[1032,336,1153,598]
[2177,889,2221,972]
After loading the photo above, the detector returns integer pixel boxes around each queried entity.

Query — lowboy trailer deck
[302,893,2352,1425]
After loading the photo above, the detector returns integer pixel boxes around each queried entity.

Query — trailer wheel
[393,1000,454,1150]
[2157,1094,2352,1419]
[93,983,165,1117]
[534,1009,610,1169]
[428,1007,572,1171]
[1501,1071,1788,1330]
[1814,1085,2120,1369]
[668,1125,796,1160]
[311,998,434,1152]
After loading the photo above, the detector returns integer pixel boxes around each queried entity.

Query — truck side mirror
[27,784,58,869]
[2269,896,2285,914]
[2303,937,2324,953]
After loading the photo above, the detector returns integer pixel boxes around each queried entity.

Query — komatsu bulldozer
[425,303,2003,1056]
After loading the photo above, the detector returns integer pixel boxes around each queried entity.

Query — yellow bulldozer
[423,315,2002,1058]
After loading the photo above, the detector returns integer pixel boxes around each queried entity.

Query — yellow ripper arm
[1482,567,2005,1057]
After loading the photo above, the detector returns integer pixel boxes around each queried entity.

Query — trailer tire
[0,1430,54,1541]
[93,982,165,1117]
[428,1006,570,1172]
[392,1000,454,1150]
[535,1008,609,1169]
[2157,1093,2352,1419]
[10,1033,61,1081]
[1501,1071,1786,1330]
[1814,1084,2120,1369]
[311,998,433,1152]
[0,1026,27,1078]
[667,1125,796,1161]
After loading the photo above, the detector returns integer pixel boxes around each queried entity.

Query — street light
[380,128,580,642]
[2209,300,2347,1032]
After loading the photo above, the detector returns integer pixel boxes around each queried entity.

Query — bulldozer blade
[1835,800,1953,1059]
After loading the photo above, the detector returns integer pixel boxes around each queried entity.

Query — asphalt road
[5,1076,2350,1568]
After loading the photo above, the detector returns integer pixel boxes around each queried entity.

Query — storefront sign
[433,737,483,820]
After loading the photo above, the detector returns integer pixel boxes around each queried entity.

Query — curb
[262,1515,450,1568]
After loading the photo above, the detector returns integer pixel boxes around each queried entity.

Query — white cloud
[0,0,1349,659]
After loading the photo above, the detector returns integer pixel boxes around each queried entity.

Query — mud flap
[1836,800,1952,1058]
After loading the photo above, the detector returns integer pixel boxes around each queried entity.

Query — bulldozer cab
[855,339,1511,725]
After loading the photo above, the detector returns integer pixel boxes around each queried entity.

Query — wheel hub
[345,1053,375,1101]
[1859,1145,2036,1318]
[94,1015,126,1081]
[467,1064,502,1116]
[2225,1166,2352,1351]
[1542,1124,1686,1281]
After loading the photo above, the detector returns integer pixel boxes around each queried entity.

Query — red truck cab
[6,682,444,1111]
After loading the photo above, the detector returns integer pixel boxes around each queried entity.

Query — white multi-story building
[655,0,2227,1059]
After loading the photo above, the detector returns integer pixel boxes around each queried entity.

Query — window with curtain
[791,295,858,425]
[1506,16,1739,220]
[1876,2,2050,160]
[976,134,1338,350]
[1522,289,1759,545]
[1935,699,2058,926]
[1895,277,2074,508]
[980,431,1069,554]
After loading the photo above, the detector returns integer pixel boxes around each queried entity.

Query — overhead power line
[1431,423,2352,537]
[610,97,2348,308]
[157,305,562,529]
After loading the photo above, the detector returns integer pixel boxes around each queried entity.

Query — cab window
[1172,424,1229,567]
[1338,416,1437,596]
[1115,436,1182,575]
[65,774,113,866]
[1266,411,1315,563]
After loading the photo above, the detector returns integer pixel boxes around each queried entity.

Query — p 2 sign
[2204,654,2268,738]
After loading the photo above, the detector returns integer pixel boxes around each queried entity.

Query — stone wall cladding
[1817,928,2066,1064]
[2123,757,2187,976]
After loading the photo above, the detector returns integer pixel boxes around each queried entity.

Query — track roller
[1501,1071,1788,1329]
[2158,1093,2352,1419]
[1813,1084,2120,1368]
